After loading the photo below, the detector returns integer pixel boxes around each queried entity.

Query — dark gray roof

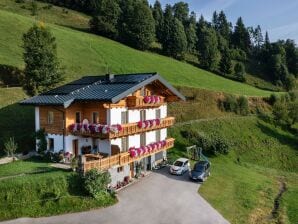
[20,72,185,108]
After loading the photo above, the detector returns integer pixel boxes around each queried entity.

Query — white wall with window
[161,128,167,140]
[128,110,140,123]
[159,105,167,118]
[47,134,63,152]
[109,108,128,125]
[129,134,140,148]
[146,130,156,144]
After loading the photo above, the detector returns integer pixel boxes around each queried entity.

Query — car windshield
[194,164,205,172]
[174,161,184,167]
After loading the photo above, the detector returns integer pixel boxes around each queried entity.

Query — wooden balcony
[73,117,175,139]
[80,138,175,172]
[126,96,165,108]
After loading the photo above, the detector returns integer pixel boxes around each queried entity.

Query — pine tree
[152,0,164,42]
[185,11,197,53]
[284,39,298,77]
[232,17,251,53]
[197,26,220,71]
[234,62,246,82]
[118,0,155,50]
[22,23,63,96]
[89,0,121,39]
[173,1,189,24]
[217,11,231,42]
[219,47,232,75]
[161,4,174,52]
[163,18,187,59]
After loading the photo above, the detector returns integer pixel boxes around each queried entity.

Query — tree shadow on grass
[0,103,34,155]
[256,121,298,150]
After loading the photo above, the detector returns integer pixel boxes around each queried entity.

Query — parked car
[189,161,211,181]
[169,158,190,175]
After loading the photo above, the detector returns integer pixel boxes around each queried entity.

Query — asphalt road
[2,168,229,224]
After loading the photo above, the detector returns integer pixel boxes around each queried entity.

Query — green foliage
[172,1,189,23]
[181,130,229,155]
[234,62,246,82]
[4,137,17,157]
[118,0,155,50]
[237,96,249,115]
[223,94,238,113]
[89,0,121,39]
[184,13,197,53]
[82,169,111,199]
[152,0,163,42]
[219,48,232,75]
[22,24,63,96]
[30,0,38,16]
[231,17,251,53]
[70,156,78,171]
[35,129,47,153]
[197,26,220,71]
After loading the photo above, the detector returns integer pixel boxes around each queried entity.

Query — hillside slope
[0,9,274,97]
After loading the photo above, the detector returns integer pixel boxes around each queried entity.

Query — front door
[73,139,79,156]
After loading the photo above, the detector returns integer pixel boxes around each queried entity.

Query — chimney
[106,73,114,81]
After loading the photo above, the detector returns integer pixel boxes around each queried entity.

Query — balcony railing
[126,95,165,108]
[71,117,175,139]
[79,138,175,172]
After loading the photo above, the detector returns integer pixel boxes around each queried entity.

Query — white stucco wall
[109,164,131,187]
[35,107,40,131]
[47,134,63,152]
[98,139,111,155]
[159,105,167,118]
[161,128,167,140]
[129,134,140,148]
[109,108,127,125]
[128,109,140,123]
[146,131,156,145]
[145,108,156,120]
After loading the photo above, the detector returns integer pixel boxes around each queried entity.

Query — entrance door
[73,139,79,156]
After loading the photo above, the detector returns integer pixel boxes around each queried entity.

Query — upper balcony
[126,95,165,108]
[68,116,175,139]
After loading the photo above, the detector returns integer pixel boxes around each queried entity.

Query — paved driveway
[2,168,229,224]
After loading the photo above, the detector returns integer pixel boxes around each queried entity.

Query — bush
[234,62,246,82]
[238,96,249,115]
[268,94,279,105]
[181,130,229,155]
[35,129,47,153]
[4,137,17,157]
[223,94,238,112]
[82,169,111,199]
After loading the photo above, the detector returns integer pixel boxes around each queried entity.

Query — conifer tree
[22,24,63,96]
[152,0,164,42]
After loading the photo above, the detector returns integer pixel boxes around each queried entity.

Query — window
[156,109,161,119]
[121,111,128,124]
[140,133,146,146]
[48,111,54,124]
[92,112,99,123]
[121,137,129,152]
[117,166,124,173]
[155,130,161,142]
[48,138,54,151]
[75,112,81,123]
[140,110,146,121]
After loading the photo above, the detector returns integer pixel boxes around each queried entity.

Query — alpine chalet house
[21,73,185,186]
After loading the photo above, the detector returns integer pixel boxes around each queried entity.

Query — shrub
[238,96,249,115]
[268,94,279,105]
[223,94,238,112]
[234,62,246,82]
[82,169,111,199]
[4,137,18,157]
[70,156,78,171]
[35,129,47,153]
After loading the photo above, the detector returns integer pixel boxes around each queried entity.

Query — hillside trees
[89,0,121,39]
[118,0,155,50]
[197,26,220,71]
[22,24,63,96]
[152,0,164,42]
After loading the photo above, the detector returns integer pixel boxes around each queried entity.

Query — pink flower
[136,148,142,156]
[144,96,151,103]
[155,96,160,103]
[150,95,155,103]
[137,121,143,128]
[130,149,137,158]
[155,118,160,125]
[117,124,122,131]
[68,124,75,132]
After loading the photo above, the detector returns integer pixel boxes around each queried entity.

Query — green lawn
[168,116,298,223]
[0,158,116,220]
[0,156,53,178]
[0,8,275,97]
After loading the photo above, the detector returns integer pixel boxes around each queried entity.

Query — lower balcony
[79,138,175,172]
[69,116,175,139]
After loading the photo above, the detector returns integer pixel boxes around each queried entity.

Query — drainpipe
[53,107,66,152]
